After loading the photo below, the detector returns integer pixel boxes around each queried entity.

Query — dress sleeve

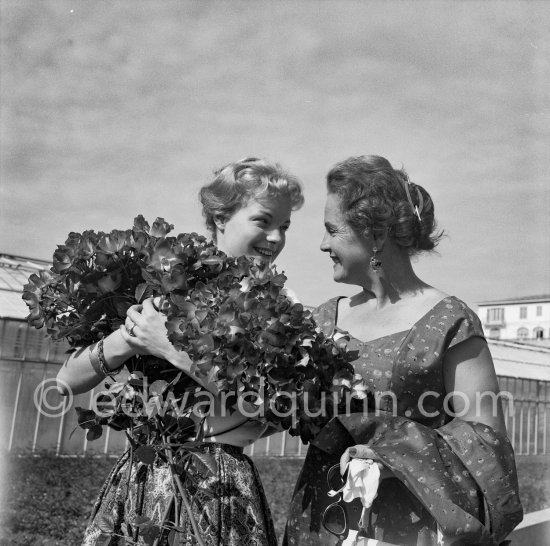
[312,298,338,337]
[445,298,486,350]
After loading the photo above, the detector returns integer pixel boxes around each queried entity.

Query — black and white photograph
[1,1,549,545]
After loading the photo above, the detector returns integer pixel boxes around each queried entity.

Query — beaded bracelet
[89,339,124,377]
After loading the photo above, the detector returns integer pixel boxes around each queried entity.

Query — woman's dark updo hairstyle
[199,157,304,240]
[326,155,443,255]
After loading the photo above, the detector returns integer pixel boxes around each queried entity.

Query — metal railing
[499,376,549,455]
[2,355,549,457]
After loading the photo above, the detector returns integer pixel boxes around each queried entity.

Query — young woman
[57,157,304,546]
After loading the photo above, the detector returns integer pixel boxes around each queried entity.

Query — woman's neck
[360,249,429,307]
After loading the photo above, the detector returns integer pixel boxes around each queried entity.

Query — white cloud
[1,0,548,306]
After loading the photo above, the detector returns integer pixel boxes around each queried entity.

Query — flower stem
[170,469,206,546]
[161,431,206,546]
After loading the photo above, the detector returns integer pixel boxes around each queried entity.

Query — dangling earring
[370,246,382,273]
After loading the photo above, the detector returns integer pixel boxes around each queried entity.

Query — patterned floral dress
[284,296,522,546]
[82,441,277,545]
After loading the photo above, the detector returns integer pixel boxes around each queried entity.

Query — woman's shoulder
[311,296,341,335]
[427,294,485,348]
[411,288,478,320]
[313,296,341,313]
[434,295,480,320]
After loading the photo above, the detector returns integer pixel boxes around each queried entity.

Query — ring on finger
[126,322,136,337]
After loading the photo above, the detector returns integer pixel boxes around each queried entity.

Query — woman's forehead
[324,193,344,217]
[247,193,292,214]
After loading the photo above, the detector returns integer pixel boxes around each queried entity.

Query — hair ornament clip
[401,175,424,223]
[414,188,424,222]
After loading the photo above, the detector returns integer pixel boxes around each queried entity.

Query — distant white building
[478,295,550,343]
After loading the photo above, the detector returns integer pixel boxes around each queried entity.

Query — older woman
[284,156,522,546]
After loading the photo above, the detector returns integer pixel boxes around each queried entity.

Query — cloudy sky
[1,0,549,308]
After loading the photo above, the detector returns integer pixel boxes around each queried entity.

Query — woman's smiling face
[320,192,372,285]
[215,193,292,262]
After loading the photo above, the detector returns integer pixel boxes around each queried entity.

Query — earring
[214,215,226,232]
[370,246,382,273]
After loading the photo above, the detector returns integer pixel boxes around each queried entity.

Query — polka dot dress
[283,297,522,546]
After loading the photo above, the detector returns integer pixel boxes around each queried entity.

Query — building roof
[478,295,550,306]
[489,339,550,381]
[0,254,51,319]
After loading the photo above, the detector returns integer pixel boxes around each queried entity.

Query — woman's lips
[253,247,274,257]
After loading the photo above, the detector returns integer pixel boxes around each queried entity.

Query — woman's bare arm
[56,329,136,395]
[443,336,506,434]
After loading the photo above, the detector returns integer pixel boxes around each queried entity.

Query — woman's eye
[281,225,290,232]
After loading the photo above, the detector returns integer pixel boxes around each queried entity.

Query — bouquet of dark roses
[23,215,363,443]
[23,216,368,544]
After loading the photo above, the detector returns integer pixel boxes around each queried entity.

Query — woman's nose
[320,231,330,252]
[266,229,283,244]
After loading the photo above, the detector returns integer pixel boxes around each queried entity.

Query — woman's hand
[340,445,393,480]
[120,299,176,360]
[120,298,195,375]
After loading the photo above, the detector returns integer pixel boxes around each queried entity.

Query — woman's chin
[333,265,356,285]
[332,266,346,283]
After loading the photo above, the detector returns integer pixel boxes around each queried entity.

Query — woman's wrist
[101,329,136,370]
[166,347,193,373]
[89,339,124,377]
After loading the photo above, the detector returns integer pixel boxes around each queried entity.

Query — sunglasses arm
[354,538,397,546]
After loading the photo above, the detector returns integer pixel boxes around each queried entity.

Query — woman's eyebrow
[254,210,273,219]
